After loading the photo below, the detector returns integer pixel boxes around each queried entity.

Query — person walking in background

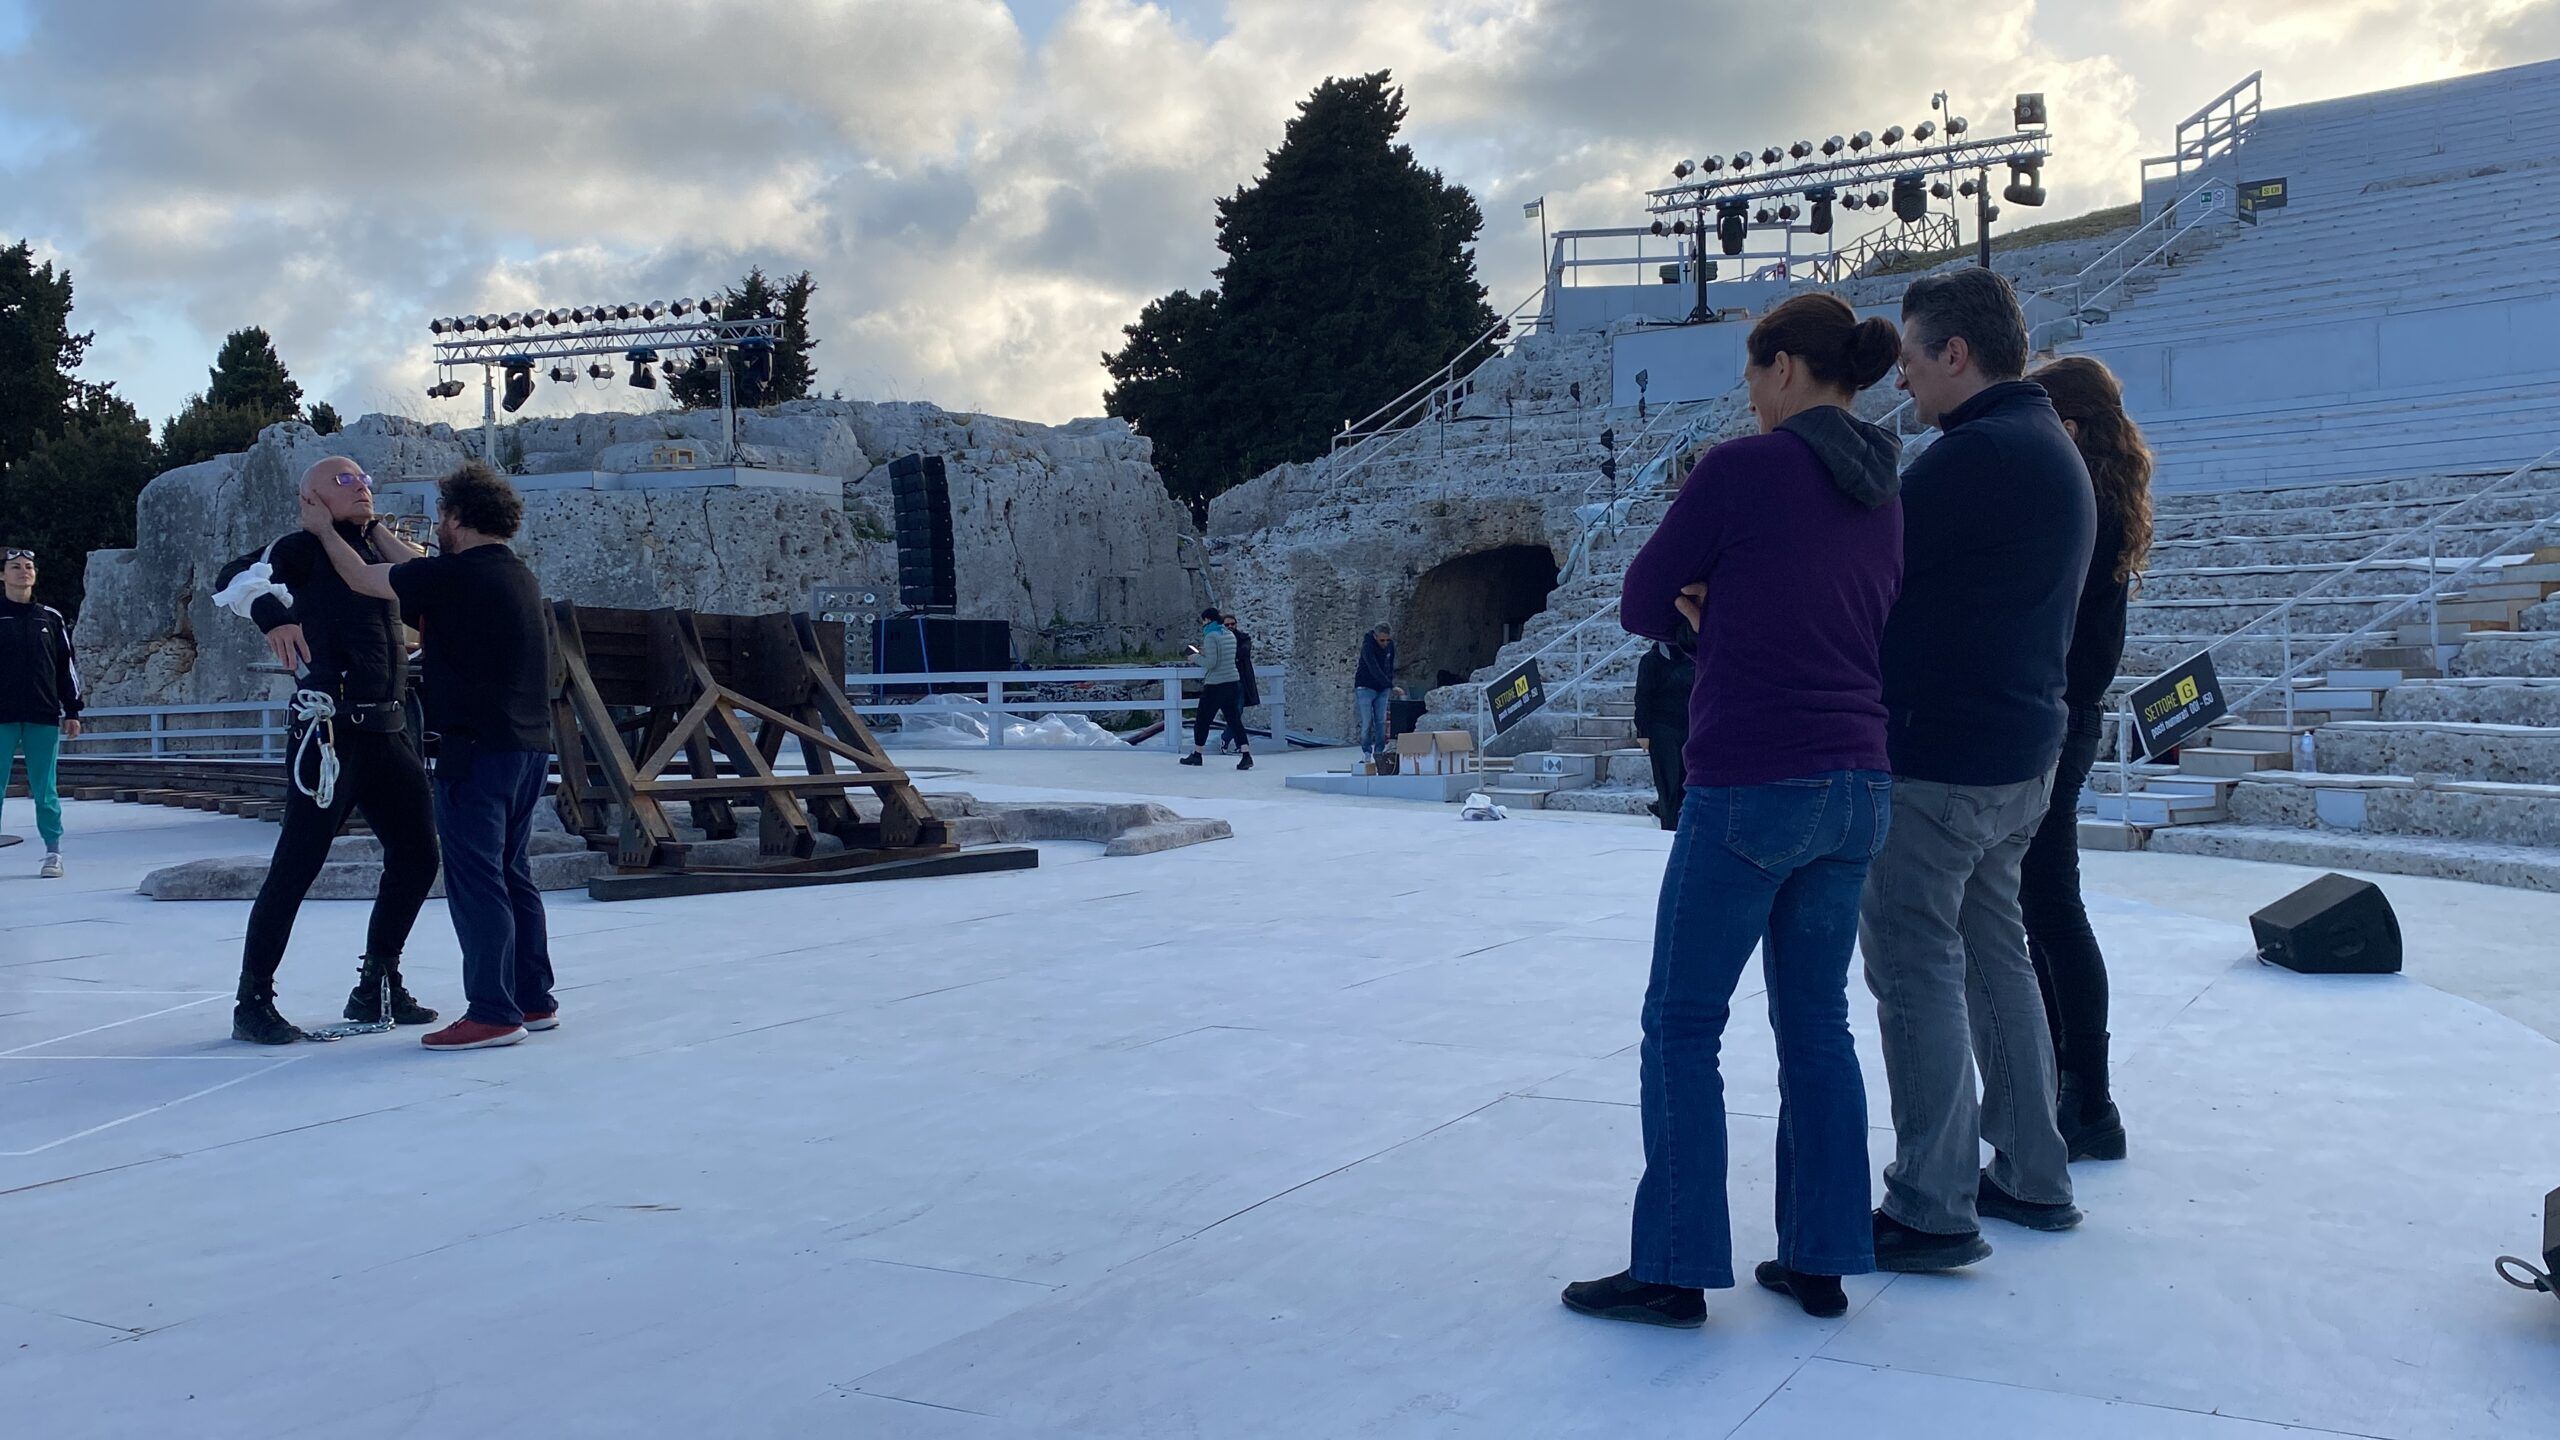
[1182,608,1251,771]
[1565,293,1904,1328]
[0,547,81,877]
[1632,621,1695,832]
[1862,268,2094,1272]
[303,462,559,1052]
[1222,611,1259,753]
[2019,356,2153,1163]
[1354,624,1401,766]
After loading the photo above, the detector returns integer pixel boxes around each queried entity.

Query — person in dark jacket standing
[1181,609,1251,770]
[1632,623,1695,832]
[2019,356,2152,1163]
[1565,294,1903,1329]
[1353,625,1401,764]
[303,461,557,1051]
[1861,267,2094,1272]
[213,458,442,1045]
[0,547,82,876]
[1221,611,1259,751]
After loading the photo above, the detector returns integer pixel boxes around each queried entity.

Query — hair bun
[1849,317,1900,389]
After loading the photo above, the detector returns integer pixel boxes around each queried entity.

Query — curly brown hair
[2033,356,2153,583]
[436,460,525,540]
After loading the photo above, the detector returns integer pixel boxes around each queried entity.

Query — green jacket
[1195,625,1239,685]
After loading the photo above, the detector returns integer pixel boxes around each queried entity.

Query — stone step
[2379,678,2560,726]
[2143,824,2560,893]
[2225,770,2560,847]
[1540,786,1658,818]
[2195,724,2303,754]
[2095,791,2227,825]
[2179,748,2289,778]
[2311,719,2560,785]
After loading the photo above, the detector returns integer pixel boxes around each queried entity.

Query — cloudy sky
[5,0,2556,432]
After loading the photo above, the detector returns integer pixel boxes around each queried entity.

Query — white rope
[212,541,293,620]
[290,688,340,809]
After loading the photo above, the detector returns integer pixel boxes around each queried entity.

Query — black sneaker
[1560,1271,1705,1329]
[1976,1174,2083,1232]
[1236,752,1254,771]
[1753,1261,1848,1318]
[2058,1074,2127,1162]
[232,996,306,1046]
[343,957,439,1026]
[1178,753,1203,767]
[1872,1210,1992,1273]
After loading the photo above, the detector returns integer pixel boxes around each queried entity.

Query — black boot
[232,977,305,1046]
[1560,1271,1706,1328]
[2058,1071,2127,1162]
[1753,1261,1848,1318]
[343,955,438,1026]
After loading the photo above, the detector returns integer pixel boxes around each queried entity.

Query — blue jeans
[1354,687,1391,756]
[432,747,556,1028]
[1631,771,1891,1287]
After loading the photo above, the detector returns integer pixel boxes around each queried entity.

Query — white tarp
[889,694,1127,749]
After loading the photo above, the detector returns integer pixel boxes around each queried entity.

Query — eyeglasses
[317,470,374,490]
[2,549,33,563]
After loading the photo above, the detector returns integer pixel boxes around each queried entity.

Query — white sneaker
[39,852,63,879]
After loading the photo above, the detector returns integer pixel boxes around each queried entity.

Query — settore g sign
[2239,177,2289,224]
[1487,657,1548,735]
[2128,650,2230,758]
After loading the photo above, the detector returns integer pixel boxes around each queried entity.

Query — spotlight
[1849,130,1873,152]
[626,348,659,390]
[1776,203,1799,223]
[1670,217,1691,235]
[547,309,572,325]
[1960,177,1981,198]
[1788,140,1813,160]
[642,301,666,319]
[738,334,775,394]
[570,307,593,323]
[470,315,495,333]
[1700,155,1723,173]
[1821,135,1845,156]
[501,360,535,413]
[1946,115,1969,135]
[1986,204,2003,223]
[1755,207,1774,225]
[2014,92,2047,128]
[1867,190,1888,209]
[496,313,521,332]
[1806,188,1834,235]
[547,365,576,383]
[429,317,454,335]
[1672,159,1695,180]
[2005,157,2047,206]
[1650,218,1669,236]
[1731,151,1753,170]
[1892,175,1927,223]
[1914,120,1936,142]
[1716,199,1747,256]
[425,377,466,400]
[670,299,694,317]
[1759,146,1782,166]
[1931,179,1953,200]
[587,362,613,380]
[1842,192,1865,211]
[1882,125,1905,147]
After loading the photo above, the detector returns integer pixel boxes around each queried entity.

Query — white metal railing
[2027,179,2240,351]
[1558,403,1722,583]
[845,665,1301,753]
[1756,214,1961,285]
[2142,71,2262,192]
[57,702,293,760]
[1332,287,1547,457]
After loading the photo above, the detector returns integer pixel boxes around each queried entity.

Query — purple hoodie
[1620,406,1904,788]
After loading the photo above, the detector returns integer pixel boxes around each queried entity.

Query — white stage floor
[2,766,2554,1438]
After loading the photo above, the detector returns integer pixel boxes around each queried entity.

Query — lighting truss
[421,302,787,466]
[430,314,781,369]
[1646,131,2053,214]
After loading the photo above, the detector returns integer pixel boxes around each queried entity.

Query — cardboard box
[1394,730,1477,776]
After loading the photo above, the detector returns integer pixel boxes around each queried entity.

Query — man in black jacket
[1860,268,2093,1271]
[212,457,441,1044]
[0,546,82,876]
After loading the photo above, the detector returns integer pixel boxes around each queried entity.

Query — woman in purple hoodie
[1566,293,1904,1329]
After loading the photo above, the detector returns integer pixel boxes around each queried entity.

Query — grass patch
[1865,202,2141,276]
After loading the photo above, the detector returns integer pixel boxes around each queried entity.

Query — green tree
[0,240,99,474]
[1104,72,1498,510]
[158,326,308,469]
[671,267,819,409]
[307,401,343,435]
[0,390,155,616]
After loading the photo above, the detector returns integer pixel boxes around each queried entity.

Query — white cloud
[2,0,2553,431]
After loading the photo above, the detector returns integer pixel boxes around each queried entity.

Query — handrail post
[2425,531,2441,644]
[1162,672,1182,755]
[2281,615,2296,732]
[987,679,1005,748]
[1270,671,1288,752]
[151,710,164,760]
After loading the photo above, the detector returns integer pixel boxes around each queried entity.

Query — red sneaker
[522,1010,559,1032]
[421,1019,526,1050]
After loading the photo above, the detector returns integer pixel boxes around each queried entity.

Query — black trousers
[1633,647,1693,832]
[240,723,441,988]
[2020,709,2111,1087]
[1194,681,1248,750]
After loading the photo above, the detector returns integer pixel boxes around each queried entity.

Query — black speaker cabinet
[888,453,957,613]
[2249,873,2402,974]
[870,613,1013,676]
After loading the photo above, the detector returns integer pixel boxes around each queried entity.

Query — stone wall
[76,400,1203,709]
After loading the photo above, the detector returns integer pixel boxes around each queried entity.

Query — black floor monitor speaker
[889,453,958,613]
[2249,873,2402,974]
[871,613,1013,676]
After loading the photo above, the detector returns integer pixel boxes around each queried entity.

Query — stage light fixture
[1650,218,1668,237]
[1776,203,1799,223]
[1931,179,1953,200]
[1731,151,1753,170]
[1867,190,1888,209]
[1947,115,1969,135]
[1672,159,1694,180]
[739,334,775,394]
[1754,206,1774,225]
[642,302,666,319]
[549,309,573,325]
[425,377,465,400]
[1671,217,1691,235]
[1960,177,1981,198]
[1759,146,1782,166]
[2005,157,2047,206]
[470,315,495,333]
[2015,93,2046,128]
[547,365,576,383]
[1842,192,1865,211]
[1849,130,1873,152]
[1882,125,1906,147]
[1700,155,1723,173]
[1914,120,1936,143]
[1892,175,1927,223]
[429,317,453,335]
[1716,199,1748,256]
[1806,188,1834,235]
[587,362,612,380]
[1789,140,1813,160]
[500,360,535,413]
[626,348,659,390]
[1987,204,2003,223]
[1821,135,1845,156]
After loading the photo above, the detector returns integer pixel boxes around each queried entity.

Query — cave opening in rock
[1396,544,1559,692]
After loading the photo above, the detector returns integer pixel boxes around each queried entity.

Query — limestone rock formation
[76,400,1202,709]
